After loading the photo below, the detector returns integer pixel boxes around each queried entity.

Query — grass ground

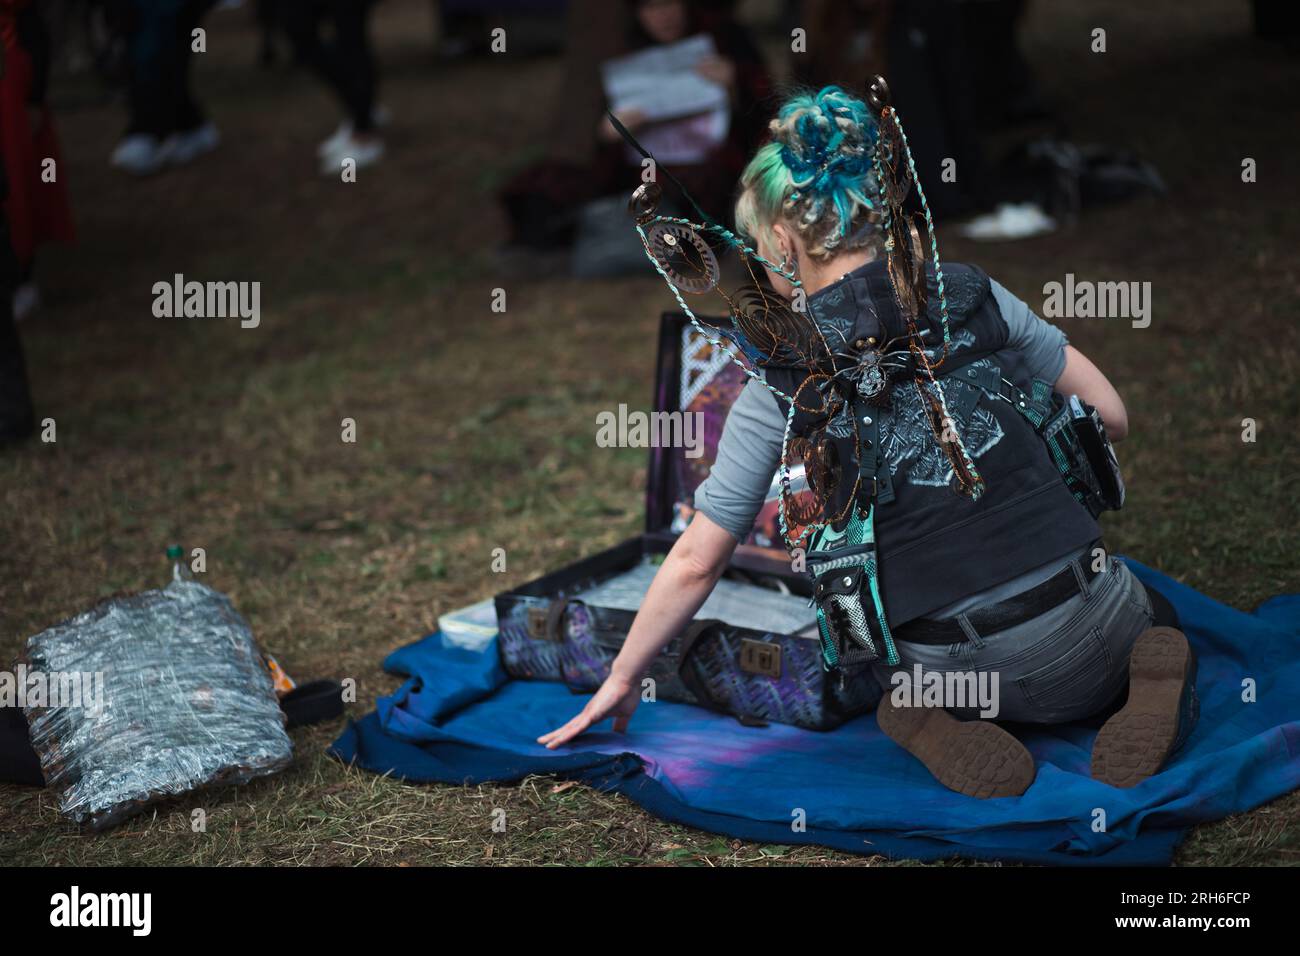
[1,0,1297,865]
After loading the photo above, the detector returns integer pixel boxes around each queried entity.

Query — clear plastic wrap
[20,577,293,829]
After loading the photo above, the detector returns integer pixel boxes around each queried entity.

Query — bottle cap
[166,545,183,560]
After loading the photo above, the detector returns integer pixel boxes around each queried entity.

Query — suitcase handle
[676,619,769,728]
[676,618,721,712]
[677,618,722,667]
[544,597,573,642]
[538,599,628,652]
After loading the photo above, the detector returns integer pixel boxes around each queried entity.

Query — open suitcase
[494,312,883,730]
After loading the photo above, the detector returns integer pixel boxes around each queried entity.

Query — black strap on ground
[0,704,44,787]
[280,680,346,729]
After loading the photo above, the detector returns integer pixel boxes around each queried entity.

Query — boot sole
[877,693,1036,799]
[1091,626,1191,788]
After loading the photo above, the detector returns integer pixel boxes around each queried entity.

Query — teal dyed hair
[735,86,882,263]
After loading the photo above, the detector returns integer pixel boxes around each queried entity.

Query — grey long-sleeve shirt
[693,280,1087,621]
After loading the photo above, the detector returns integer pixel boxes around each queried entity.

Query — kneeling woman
[540,85,1197,798]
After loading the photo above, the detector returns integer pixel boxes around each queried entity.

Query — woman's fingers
[537,710,593,749]
[537,678,637,748]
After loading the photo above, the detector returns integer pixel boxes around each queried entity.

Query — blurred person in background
[276,0,385,175]
[0,0,76,319]
[596,0,771,207]
[791,0,989,221]
[254,0,287,68]
[0,42,37,447]
[0,213,35,447]
[500,0,770,249]
[106,0,221,176]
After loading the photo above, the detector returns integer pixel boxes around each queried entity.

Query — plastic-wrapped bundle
[21,572,293,829]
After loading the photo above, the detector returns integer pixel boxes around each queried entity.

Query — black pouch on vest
[812,563,883,670]
[1040,394,1126,517]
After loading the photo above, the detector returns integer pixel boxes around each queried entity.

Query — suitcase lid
[645,311,792,568]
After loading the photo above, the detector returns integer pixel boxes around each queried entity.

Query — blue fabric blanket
[330,561,1300,865]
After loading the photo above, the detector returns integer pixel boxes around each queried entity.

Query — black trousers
[0,161,35,448]
[109,0,218,138]
[279,0,379,132]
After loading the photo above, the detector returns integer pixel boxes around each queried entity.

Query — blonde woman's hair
[735,86,882,263]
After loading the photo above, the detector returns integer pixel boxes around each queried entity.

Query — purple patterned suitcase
[494,312,883,730]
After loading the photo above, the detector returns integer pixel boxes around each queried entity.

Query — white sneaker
[12,283,40,322]
[161,122,221,167]
[318,121,353,157]
[110,134,166,176]
[317,107,390,157]
[958,202,1056,242]
[320,133,385,176]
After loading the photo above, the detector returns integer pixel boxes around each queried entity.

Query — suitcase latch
[739,639,782,679]
[526,605,552,641]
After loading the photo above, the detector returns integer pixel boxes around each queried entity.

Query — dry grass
[0,0,1296,865]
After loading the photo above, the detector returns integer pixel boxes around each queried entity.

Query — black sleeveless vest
[764,259,1101,625]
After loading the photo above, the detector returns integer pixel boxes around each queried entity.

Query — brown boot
[876,691,1037,799]
[1091,627,1199,788]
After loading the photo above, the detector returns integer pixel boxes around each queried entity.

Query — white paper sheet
[601,34,730,165]
[602,34,728,122]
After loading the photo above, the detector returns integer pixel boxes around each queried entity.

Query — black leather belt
[893,555,1104,645]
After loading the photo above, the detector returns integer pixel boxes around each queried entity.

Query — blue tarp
[330,560,1300,865]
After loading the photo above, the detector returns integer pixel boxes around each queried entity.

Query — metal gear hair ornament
[646,221,721,294]
[866,75,892,113]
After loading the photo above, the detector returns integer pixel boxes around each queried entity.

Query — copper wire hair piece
[729,284,821,366]
[866,71,983,500]
[877,117,913,207]
[792,372,835,415]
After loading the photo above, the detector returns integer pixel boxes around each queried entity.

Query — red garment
[0,2,76,268]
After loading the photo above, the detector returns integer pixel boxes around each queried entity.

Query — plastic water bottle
[168,544,192,583]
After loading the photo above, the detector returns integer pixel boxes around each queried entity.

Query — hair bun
[771,87,875,200]
[735,86,882,263]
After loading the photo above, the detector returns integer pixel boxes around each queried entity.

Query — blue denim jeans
[874,555,1155,723]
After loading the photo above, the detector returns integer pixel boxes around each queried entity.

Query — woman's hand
[598,108,648,143]
[537,671,641,749]
[695,55,736,91]
[537,515,738,749]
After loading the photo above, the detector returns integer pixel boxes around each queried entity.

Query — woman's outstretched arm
[1055,345,1129,440]
[537,512,739,749]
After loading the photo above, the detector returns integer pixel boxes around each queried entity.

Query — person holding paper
[498,0,771,249]
[595,0,770,220]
